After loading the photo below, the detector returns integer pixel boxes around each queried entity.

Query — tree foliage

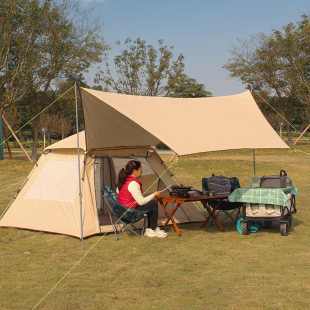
[0,0,107,160]
[223,14,310,145]
[169,74,212,98]
[96,38,185,96]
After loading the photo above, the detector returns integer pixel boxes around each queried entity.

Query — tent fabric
[79,88,289,156]
[45,131,86,151]
[0,151,90,237]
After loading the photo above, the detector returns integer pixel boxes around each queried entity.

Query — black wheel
[264,221,272,229]
[241,221,250,235]
[280,222,289,236]
[284,214,292,229]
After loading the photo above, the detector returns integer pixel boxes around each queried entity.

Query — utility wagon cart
[229,186,298,236]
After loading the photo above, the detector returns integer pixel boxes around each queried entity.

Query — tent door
[95,157,117,214]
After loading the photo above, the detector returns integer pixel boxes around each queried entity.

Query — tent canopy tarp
[80,88,289,156]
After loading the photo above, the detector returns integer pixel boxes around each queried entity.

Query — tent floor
[97,212,115,226]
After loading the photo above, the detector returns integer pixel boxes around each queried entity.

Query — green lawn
[0,146,310,309]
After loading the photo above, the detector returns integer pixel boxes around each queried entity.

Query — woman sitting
[117,160,168,238]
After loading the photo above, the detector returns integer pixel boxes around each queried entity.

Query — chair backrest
[202,175,241,195]
[102,185,138,222]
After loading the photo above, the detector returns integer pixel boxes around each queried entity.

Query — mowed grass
[1,146,310,309]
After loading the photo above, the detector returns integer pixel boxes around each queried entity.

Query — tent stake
[253,149,256,175]
[75,84,83,251]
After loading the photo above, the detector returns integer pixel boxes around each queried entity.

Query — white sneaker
[155,227,168,238]
[144,228,157,238]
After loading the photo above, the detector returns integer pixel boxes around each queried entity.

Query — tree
[28,1,107,160]
[169,74,212,98]
[223,15,310,145]
[96,38,185,96]
[0,0,52,159]
[0,0,107,160]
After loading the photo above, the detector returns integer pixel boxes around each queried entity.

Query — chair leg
[213,209,241,224]
[142,214,147,237]
[107,206,122,240]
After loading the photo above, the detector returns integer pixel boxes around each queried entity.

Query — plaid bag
[202,175,242,210]
[202,174,241,194]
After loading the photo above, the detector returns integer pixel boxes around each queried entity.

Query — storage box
[246,203,282,217]
[245,193,295,218]
[261,176,286,188]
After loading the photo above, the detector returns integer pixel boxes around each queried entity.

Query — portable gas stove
[169,185,193,198]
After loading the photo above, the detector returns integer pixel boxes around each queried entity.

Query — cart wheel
[280,222,289,236]
[264,221,272,229]
[241,221,250,235]
[284,215,292,229]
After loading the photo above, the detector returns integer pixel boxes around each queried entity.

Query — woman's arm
[128,181,155,206]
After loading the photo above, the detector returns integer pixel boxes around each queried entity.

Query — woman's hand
[153,191,162,197]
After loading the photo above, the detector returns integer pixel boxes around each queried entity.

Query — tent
[0,133,204,237]
[0,89,288,238]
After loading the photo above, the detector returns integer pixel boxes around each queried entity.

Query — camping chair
[202,176,242,224]
[102,185,151,241]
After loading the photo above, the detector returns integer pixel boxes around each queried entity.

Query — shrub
[3,140,56,149]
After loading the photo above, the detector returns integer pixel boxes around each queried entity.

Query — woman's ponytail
[117,167,128,190]
[117,160,141,190]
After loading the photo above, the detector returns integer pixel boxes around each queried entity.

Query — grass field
[1,146,310,310]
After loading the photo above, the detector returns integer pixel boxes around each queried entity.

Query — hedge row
[280,131,310,137]
[3,140,57,149]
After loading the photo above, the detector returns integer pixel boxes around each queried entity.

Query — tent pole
[75,83,83,251]
[253,149,256,175]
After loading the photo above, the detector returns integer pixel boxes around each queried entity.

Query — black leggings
[135,200,158,230]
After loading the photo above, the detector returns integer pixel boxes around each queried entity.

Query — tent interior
[92,147,205,232]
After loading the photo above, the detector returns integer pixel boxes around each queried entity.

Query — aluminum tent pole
[75,84,83,250]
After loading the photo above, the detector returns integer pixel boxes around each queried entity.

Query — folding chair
[202,176,242,224]
[102,185,150,241]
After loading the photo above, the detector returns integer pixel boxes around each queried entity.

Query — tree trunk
[31,115,40,162]
[285,100,293,146]
[0,108,3,161]
[2,119,12,159]
[286,121,292,145]
[31,91,39,162]
[31,81,51,162]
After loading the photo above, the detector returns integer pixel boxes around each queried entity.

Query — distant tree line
[223,14,310,145]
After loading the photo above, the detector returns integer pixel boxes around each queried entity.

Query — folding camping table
[154,194,228,236]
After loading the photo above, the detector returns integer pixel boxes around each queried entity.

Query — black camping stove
[169,186,193,198]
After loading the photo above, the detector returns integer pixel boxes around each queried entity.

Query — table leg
[200,199,224,231]
[160,202,182,237]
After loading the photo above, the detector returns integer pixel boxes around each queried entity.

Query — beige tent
[0,88,288,238]
[0,133,205,237]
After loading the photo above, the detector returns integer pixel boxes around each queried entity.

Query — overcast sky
[82,0,310,96]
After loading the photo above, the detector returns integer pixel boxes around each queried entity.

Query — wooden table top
[154,194,228,204]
